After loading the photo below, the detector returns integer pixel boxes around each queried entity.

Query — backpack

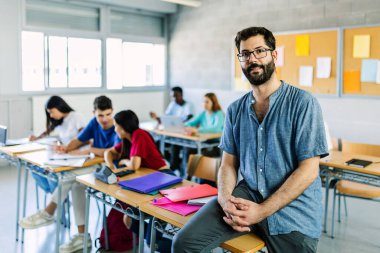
[96,201,136,252]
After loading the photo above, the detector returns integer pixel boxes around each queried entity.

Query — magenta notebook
[118,172,182,193]
[151,197,202,216]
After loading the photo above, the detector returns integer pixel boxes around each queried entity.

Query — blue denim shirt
[219,82,328,238]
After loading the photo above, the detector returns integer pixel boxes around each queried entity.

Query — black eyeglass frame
[237,48,274,62]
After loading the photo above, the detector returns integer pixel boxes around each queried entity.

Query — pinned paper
[296,35,310,56]
[276,46,285,67]
[353,35,370,58]
[299,66,313,87]
[316,57,331,79]
[377,61,380,84]
[361,59,378,82]
[343,70,361,93]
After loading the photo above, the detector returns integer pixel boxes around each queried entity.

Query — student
[150,86,193,123]
[172,27,328,253]
[104,110,173,251]
[20,95,119,253]
[28,96,85,193]
[184,92,224,135]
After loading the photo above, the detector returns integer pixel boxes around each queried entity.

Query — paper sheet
[377,61,380,84]
[299,66,313,87]
[353,35,370,58]
[296,35,310,56]
[43,158,86,167]
[276,46,285,66]
[343,70,361,93]
[360,59,378,82]
[316,57,331,79]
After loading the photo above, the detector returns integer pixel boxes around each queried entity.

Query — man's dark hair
[171,86,183,95]
[93,95,112,111]
[235,27,276,52]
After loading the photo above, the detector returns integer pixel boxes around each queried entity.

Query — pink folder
[151,197,202,216]
[160,184,217,202]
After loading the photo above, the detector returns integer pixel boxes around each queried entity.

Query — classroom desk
[76,170,195,253]
[319,150,380,233]
[17,149,104,253]
[0,143,46,242]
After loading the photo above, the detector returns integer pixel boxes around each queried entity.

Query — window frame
[20,1,169,95]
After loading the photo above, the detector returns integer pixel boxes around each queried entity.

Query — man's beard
[242,59,276,86]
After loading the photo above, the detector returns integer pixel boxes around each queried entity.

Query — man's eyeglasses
[237,48,273,62]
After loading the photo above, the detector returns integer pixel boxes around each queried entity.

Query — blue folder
[118,172,182,193]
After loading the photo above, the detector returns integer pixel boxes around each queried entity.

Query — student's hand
[29,135,38,141]
[54,144,68,153]
[118,159,130,167]
[223,196,266,232]
[184,127,197,136]
[149,111,158,120]
[218,194,237,221]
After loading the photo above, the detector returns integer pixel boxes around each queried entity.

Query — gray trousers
[172,180,318,253]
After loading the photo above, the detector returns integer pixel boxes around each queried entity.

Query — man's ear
[272,49,278,64]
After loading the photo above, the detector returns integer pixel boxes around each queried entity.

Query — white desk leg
[21,163,29,243]
[83,188,91,253]
[323,172,332,233]
[160,136,166,154]
[138,210,145,253]
[103,193,109,250]
[150,217,157,253]
[55,174,63,252]
[15,158,22,242]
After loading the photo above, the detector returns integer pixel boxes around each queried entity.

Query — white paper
[43,158,86,167]
[376,61,380,84]
[316,57,331,79]
[299,66,313,87]
[276,46,285,67]
[49,153,93,160]
[187,196,216,206]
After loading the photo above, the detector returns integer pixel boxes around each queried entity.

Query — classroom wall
[169,0,380,144]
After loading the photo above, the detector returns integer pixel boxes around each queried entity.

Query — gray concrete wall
[169,0,380,144]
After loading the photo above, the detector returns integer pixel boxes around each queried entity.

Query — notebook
[345,158,372,168]
[0,125,29,146]
[151,197,202,216]
[118,172,182,193]
[160,116,185,133]
[160,184,218,202]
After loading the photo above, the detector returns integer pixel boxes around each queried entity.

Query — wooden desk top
[151,129,221,142]
[0,143,46,157]
[139,180,197,228]
[17,150,104,173]
[320,150,380,177]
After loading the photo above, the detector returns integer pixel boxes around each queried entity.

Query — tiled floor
[1,159,379,253]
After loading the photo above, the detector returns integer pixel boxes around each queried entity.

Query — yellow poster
[353,35,370,58]
[343,70,361,93]
[296,35,310,56]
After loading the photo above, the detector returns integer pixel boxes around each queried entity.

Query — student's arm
[104,147,121,172]
[224,156,320,232]
[54,138,83,153]
[198,111,225,133]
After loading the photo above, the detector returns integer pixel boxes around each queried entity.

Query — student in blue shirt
[173,27,328,253]
[20,95,119,253]
[184,92,224,135]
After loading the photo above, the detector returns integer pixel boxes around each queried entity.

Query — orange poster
[343,70,361,93]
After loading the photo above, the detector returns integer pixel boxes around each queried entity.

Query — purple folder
[118,172,182,193]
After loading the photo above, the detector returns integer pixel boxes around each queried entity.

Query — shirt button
[260,148,263,151]
[260,127,263,131]
[261,189,264,192]
[260,169,263,172]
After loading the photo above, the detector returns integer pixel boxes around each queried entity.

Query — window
[106,39,165,88]
[21,31,101,90]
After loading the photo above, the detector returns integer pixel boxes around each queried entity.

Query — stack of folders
[150,184,218,216]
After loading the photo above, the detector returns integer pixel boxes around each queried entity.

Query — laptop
[0,125,29,146]
[160,116,185,133]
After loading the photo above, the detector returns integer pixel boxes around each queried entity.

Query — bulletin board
[343,26,380,96]
[234,29,338,95]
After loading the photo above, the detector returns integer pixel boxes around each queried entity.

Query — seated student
[184,92,225,135]
[20,95,119,253]
[28,96,85,193]
[104,110,173,251]
[150,86,193,171]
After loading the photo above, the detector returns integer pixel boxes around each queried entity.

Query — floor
[0,159,379,253]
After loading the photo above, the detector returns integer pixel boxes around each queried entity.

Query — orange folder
[160,184,218,202]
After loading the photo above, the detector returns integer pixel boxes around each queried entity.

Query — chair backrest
[187,154,221,183]
[341,139,380,157]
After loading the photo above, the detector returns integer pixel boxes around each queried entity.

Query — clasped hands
[220,196,266,232]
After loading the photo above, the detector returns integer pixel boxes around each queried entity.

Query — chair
[330,140,380,238]
[186,154,266,252]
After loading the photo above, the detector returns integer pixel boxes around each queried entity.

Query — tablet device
[344,158,372,168]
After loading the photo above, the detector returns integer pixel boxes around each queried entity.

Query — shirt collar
[248,81,286,108]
